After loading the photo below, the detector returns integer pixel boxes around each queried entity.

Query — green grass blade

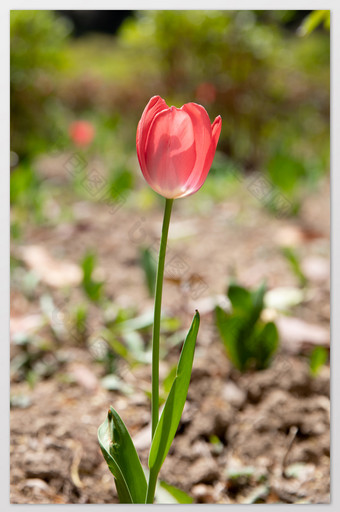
[140,246,157,297]
[148,311,200,474]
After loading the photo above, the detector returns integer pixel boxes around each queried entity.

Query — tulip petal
[189,115,222,197]
[183,115,222,197]
[136,96,169,180]
[185,116,221,196]
[211,115,222,150]
[136,96,222,199]
[180,103,215,196]
[144,107,196,198]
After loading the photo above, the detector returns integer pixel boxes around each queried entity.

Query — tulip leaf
[157,480,194,504]
[98,406,147,503]
[148,311,200,474]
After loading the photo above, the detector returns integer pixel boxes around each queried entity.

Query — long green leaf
[299,10,330,36]
[98,407,147,503]
[148,311,200,474]
[97,413,131,503]
[158,481,193,504]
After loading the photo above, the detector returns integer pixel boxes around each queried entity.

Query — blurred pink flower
[69,120,95,147]
[136,96,221,199]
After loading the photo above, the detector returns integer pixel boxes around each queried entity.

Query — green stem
[151,198,173,438]
[146,197,173,504]
[146,468,158,504]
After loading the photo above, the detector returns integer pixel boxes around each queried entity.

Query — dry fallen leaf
[10,313,43,337]
[68,363,99,392]
[265,287,304,312]
[276,316,329,353]
[274,226,306,247]
[274,225,326,247]
[301,257,329,283]
[18,245,82,288]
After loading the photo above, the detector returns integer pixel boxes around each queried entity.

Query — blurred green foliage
[139,246,157,297]
[299,10,330,36]
[10,10,329,217]
[69,303,88,340]
[215,282,279,371]
[282,247,308,287]
[10,162,46,224]
[10,162,39,205]
[11,332,60,387]
[10,10,72,157]
[309,346,328,376]
[81,251,104,302]
[117,10,329,203]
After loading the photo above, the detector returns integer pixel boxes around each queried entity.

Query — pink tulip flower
[69,120,95,147]
[136,96,222,199]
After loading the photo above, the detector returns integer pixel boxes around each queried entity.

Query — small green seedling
[81,251,104,302]
[215,282,279,372]
[309,346,328,376]
[282,247,307,287]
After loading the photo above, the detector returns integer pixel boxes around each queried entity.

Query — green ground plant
[215,282,279,371]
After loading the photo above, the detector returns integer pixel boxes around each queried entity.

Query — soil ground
[10,171,330,504]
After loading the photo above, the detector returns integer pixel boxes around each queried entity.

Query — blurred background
[10,10,330,504]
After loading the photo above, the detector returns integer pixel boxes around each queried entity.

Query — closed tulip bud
[136,96,222,199]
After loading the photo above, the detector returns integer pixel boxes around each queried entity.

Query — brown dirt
[10,171,330,504]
